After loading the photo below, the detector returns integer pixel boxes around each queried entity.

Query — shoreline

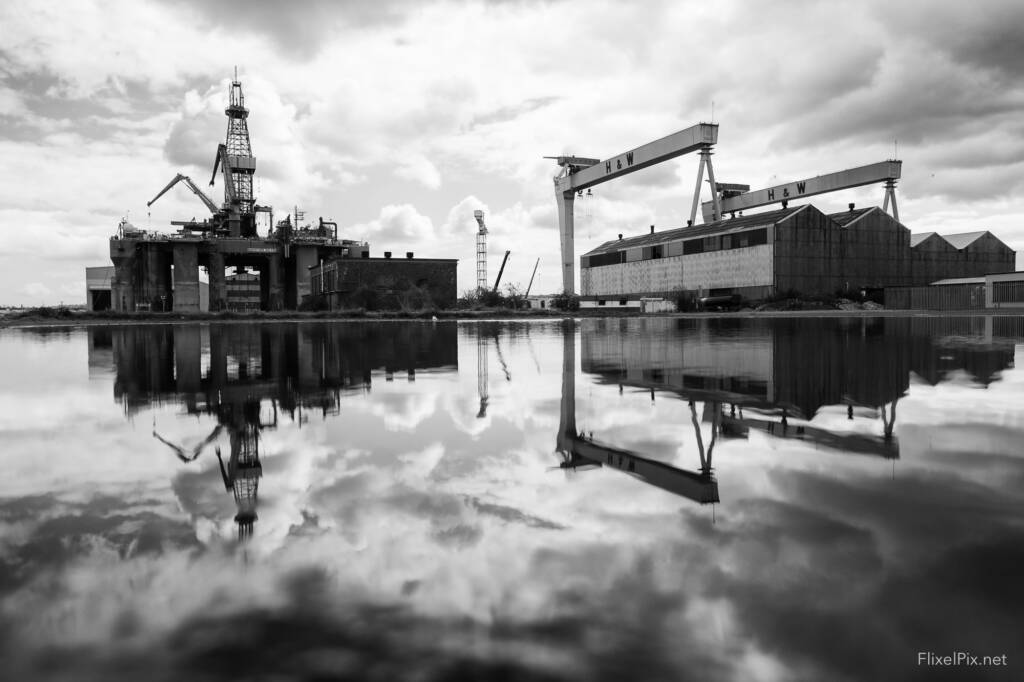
[3,307,1024,329]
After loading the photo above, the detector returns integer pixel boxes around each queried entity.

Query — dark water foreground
[0,317,1021,681]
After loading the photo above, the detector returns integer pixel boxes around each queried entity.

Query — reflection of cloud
[6,321,1024,680]
[366,388,440,432]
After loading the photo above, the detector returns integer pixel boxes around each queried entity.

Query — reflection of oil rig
[96,322,458,539]
[153,396,272,540]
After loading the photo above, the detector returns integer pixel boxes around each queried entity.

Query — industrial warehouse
[578,204,1016,306]
[552,125,1020,308]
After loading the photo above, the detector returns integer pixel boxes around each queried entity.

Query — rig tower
[211,68,258,237]
[474,210,488,291]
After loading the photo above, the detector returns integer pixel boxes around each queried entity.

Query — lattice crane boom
[147,173,220,215]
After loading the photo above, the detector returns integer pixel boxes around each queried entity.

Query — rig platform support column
[293,246,318,306]
[264,255,283,311]
[208,250,227,311]
[172,244,201,312]
[110,244,136,312]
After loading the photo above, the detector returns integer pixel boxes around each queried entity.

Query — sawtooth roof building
[579,203,1015,305]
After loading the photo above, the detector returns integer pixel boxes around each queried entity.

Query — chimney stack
[686,219,693,227]
[384,251,392,259]
[650,224,655,234]
[849,203,855,212]
[618,233,623,240]
[406,251,414,259]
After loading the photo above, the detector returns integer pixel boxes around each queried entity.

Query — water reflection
[581,317,1020,459]
[1,316,1022,681]
[102,323,458,540]
[93,317,1024,522]
[558,320,721,504]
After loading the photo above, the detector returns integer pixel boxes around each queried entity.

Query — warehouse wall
[909,234,957,285]
[582,254,684,296]
[681,243,773,291]
[581,243,772,296]
[773,206,842,295]
[958,233,1016,278]
[836,210,912,289]
[316,258,457,309]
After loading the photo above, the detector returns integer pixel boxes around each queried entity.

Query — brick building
[309,254,457,310]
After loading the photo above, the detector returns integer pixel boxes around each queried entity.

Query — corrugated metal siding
[773,206,842,294]
[885,284,986,309]
[832,210,911,289]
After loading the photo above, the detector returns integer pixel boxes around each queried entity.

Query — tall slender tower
[224,72,256,215]
[474,210,488,292]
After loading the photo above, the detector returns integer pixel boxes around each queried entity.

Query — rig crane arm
[148,173,220,214]
[210,143,237,205]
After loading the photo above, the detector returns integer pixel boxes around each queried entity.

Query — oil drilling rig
[111,72,368,313]
[147,71,267,237]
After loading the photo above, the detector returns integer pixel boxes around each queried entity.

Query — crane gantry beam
[701,160,903,223]
[551,123,719,294]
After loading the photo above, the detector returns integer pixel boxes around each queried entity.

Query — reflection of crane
[476,331,488,418]
[722,400,899,458]
[474,210,487,291]
[147,174,221,215]
[152,419,223,462]
[494,331,511,381]
[555,320,719,504]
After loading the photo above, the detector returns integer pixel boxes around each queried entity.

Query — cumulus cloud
[350,203,436,245]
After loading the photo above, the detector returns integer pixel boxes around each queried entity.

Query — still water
[0,317,1021,681]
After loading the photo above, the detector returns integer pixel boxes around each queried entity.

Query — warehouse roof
[910,232,938,247]
[827,206,877,227]
[941,231,989,250]
[930,276,985,285]
[583,205,807,257]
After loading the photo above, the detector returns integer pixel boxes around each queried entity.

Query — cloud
[350,204,436,245]
[394,155,442,189]
[18,283,51,299]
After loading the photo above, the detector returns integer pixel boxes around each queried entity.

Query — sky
[2,0,1024,306]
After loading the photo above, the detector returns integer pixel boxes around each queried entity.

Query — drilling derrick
[211,71,258,237]
[474,210,488,292]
